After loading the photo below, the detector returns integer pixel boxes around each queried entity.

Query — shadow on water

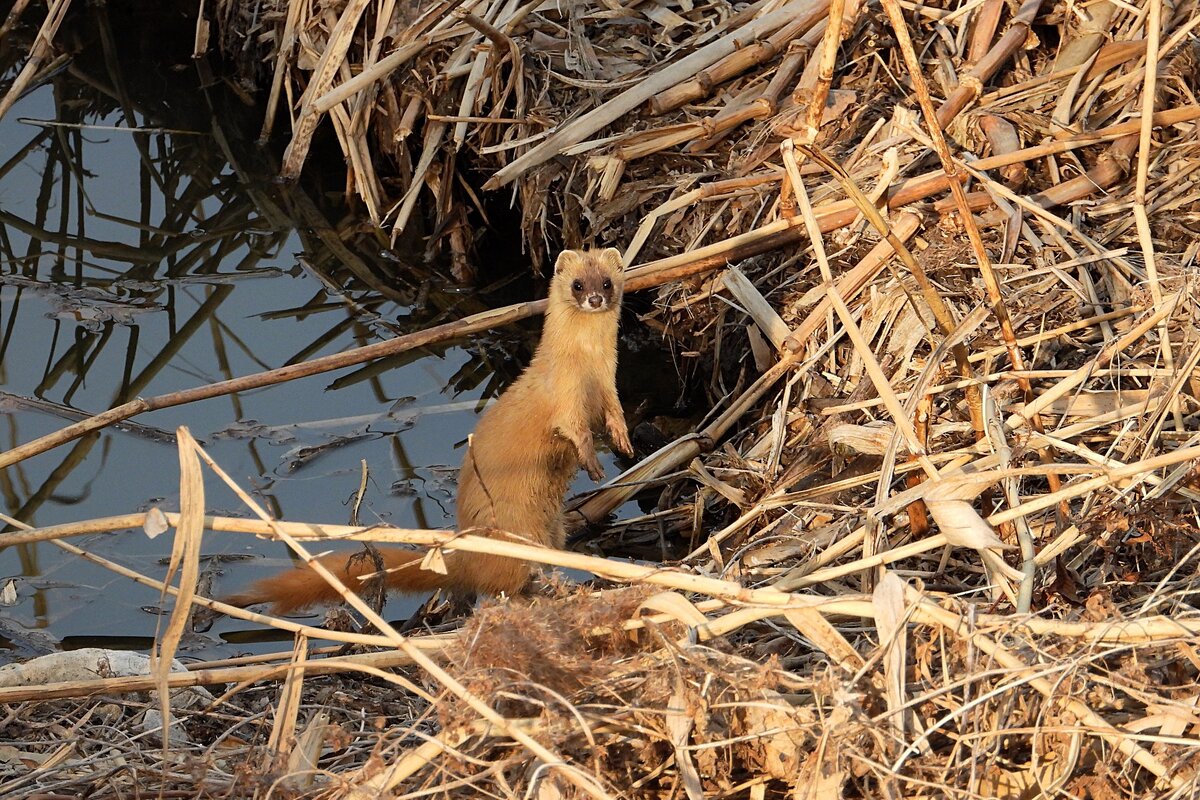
[0,3,672,662]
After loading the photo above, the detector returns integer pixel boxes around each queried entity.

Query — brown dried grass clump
[443,585,654,707]
[438,586,830,798]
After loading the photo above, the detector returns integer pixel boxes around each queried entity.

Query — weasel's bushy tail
[224,547,453,615]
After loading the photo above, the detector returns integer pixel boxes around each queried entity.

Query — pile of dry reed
[200,0,1200,278]
[3,0,1200,797]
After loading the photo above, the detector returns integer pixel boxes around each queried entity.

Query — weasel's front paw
[608,418,634,457]
[584,454,605,482]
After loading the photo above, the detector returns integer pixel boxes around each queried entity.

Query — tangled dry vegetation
[4,0,1200,797]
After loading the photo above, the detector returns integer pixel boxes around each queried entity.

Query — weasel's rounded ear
[600,248,623,269]
[554,250,582,275]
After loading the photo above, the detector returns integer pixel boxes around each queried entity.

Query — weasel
[225,248,632,614]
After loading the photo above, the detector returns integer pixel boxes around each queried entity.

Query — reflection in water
[0,4,564,660]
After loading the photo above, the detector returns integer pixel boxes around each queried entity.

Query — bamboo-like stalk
[312,33,448,116]
[258,0,305,141]
[1052,1,1118,71]
[265,635,308,759]
[151,429,206,752]
[966,0,1004,64]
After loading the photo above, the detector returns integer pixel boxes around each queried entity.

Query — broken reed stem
[936,0,1045,127]
[1132,0,1179,432]
[279,0,371,180]
[967,0,1004,63]
[310,19,465,115]
[258,0,305,141]
[803,0,846,142]
[266,635,310,757]
[0,648,452,704]
[154,429,207,753]
[0,0,73,122]
[649,0,831,115]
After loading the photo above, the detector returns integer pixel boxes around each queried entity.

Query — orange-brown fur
[225,248,631,614]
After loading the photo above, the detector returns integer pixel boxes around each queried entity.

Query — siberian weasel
[225,248,632,614]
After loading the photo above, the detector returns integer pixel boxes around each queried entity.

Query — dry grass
[3,0,1200,797]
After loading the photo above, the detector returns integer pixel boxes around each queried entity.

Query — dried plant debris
[187,0,1200,277]
[444,586,654,703]
[4,0,1200,797]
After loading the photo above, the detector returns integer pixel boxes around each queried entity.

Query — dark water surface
[0,7,631,660]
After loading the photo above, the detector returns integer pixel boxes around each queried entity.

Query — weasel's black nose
[587,294,604,309]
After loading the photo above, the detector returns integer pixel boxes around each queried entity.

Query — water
[0,9,637,660]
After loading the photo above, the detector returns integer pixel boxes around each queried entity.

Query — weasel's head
[552,248,625,314]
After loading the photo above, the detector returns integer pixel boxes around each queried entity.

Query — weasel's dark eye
[572,280,583,292]
[602,279,612,290]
